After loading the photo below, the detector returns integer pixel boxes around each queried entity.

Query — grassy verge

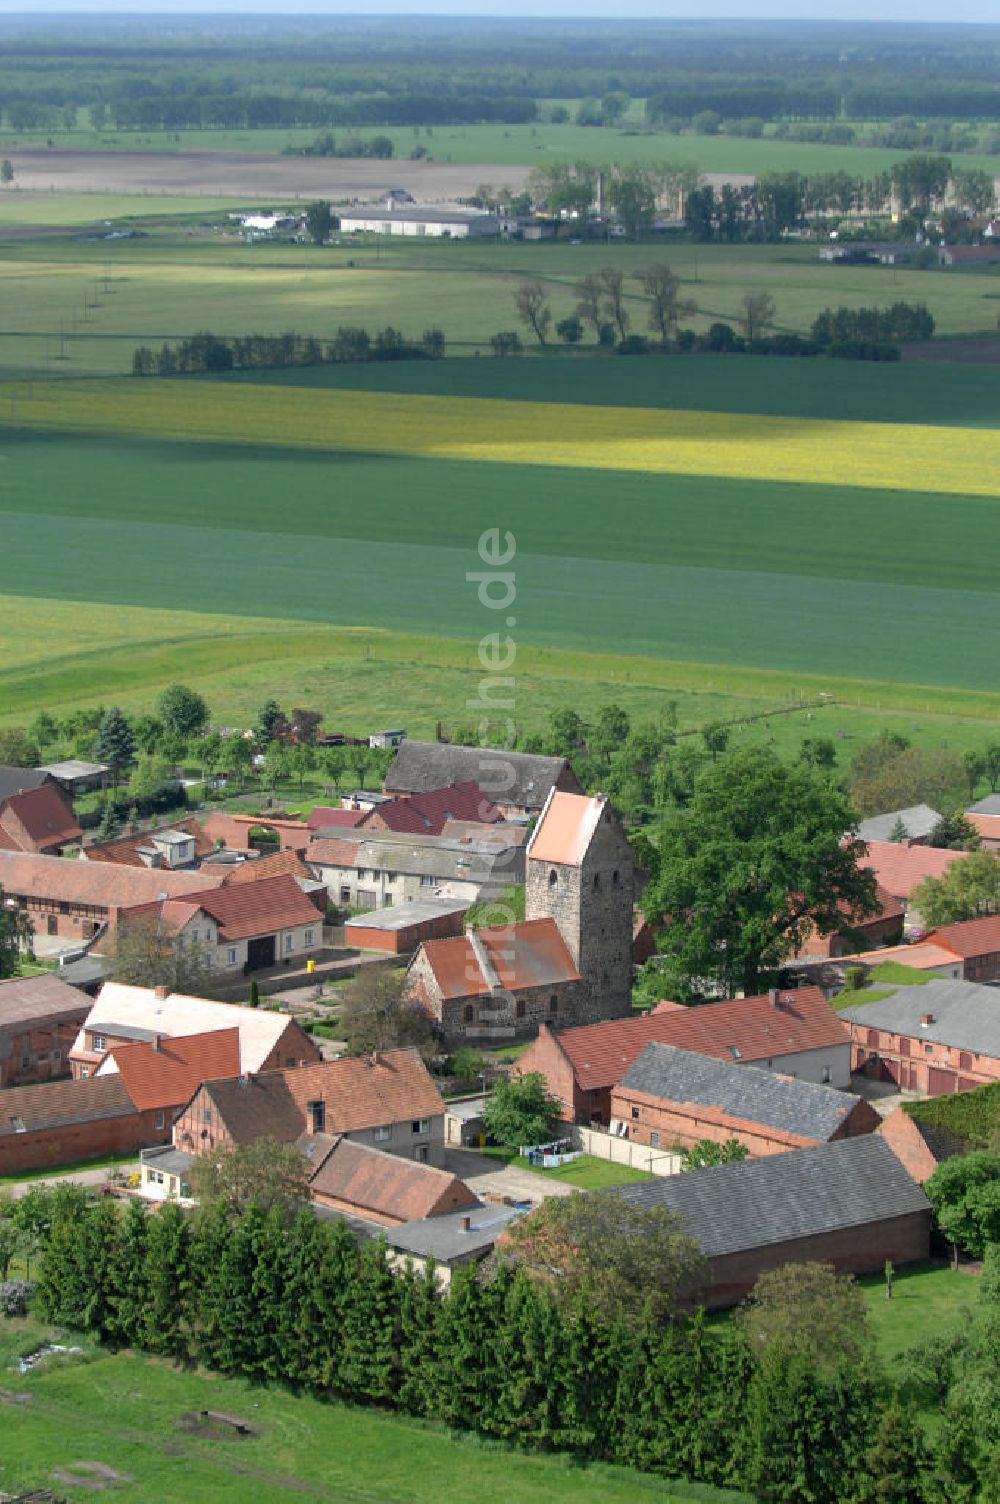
[859,1260,979,1365]
[0,1150,139,1189]
[0,1317,753,1504]
[478,1146,654,1188]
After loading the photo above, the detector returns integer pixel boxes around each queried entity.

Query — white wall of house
[311,862,494,911]
[176,916,322,971]
[747,1043,853,1091]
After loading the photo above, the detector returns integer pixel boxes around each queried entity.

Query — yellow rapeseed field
[3,377,999,497]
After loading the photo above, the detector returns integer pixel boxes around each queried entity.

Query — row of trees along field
[131,325,446,378]
[11,1171,1000,1503]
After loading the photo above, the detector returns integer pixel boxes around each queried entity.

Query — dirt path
[0,147,531,202]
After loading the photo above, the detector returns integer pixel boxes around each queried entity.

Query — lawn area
[859,1261,980,1365]
[0,1317,752,1504]
[0,1150,139,1189]
[479,1147,654,1188]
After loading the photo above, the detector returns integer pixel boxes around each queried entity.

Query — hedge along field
[2,427,1000,694]
[5,377,1000,497]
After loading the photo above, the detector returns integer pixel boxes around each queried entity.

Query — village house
[839,978,1000,1094]
[0,783,81,856]
[856,805,942,845]
[924,916,1000,982]
[0,766,52,801]
[82,816,215,870]
[305,827,524,912]
[358,781,502,836]
[306,806,366,832]
[97,1027,242,1139]
[120,871,325,974]
[174,1046,446,1165]
[404,790,634,1042]
[383,741,582,819]
[792,882,904,960]
[0,850,224,943]
[858,840,969,924]
[610,1042,879,1157]
[517,986,853,1125]
[607,1134,931,1308]
[68,982,319,1079]
[0,1074,160,1176]
[302,1134,478,1223]
[965,794,1000,850]
[0,973,90,1087]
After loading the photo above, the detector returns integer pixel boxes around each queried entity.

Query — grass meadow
[1,227,999,377]
[0,1319,751,1504]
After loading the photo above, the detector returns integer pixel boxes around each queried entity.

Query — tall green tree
[914,849,1000,926]
[304,200,333,244]
[513,280,552,346]
[93,705,136,780]
[482,1072,562,1147]
[157,683,209,740]
[644,748,878,997]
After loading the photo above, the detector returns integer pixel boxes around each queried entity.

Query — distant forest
[4,17,1000,130]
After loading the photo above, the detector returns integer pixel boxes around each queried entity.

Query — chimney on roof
[152,1034,161,1053]
[459,1215,472,1232]
[153,985,169,1000]
[769,989,781,1008]
[921,1012,934,1027]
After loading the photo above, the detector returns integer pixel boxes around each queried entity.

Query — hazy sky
[1,2,999,20]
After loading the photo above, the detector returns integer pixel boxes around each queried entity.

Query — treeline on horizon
[6,18,1000,128]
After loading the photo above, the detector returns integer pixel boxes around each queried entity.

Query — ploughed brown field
[0,146,533,201]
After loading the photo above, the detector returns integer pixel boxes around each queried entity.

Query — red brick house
[219,848,314,886]
[858,841,969,916]
[304,1135,477,1224]
[359,781,501,837]
[610,1042,878,1158]
[517,987,853,1125]
[0,1074,161,1176]
[82,817,215,869]
[174,1046,446,1165]
[0,974,90,1087]
[0,851,223,942]
[0,784,81,855]
[924,916,1000,983]
[839,979,1000,1094]
[793,883,905,959]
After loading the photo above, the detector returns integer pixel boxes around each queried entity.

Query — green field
[5,115,1000,179]
[1,228,998,378]
[0,1318,752,1504]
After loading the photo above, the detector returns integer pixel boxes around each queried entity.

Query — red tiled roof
[860,840,968,900]
[362,782,501,837]
[307,807,366,831]
[925,915,1000,960]
[200,1046,444,1142]
[0,850,223,911]
[307,1136,477,1223]
[104,1028,240,1111]
[221,849,312,886]
[835,941,962,971]
[84,817,214,868]
[418,918,580,999]
[0,784,81,852]
[544,988,849,1092]
[968,813,1000,844]
[306,837,361,868]
[526,791,606,866]
[129,872,321,942]
[0,972,90,1034]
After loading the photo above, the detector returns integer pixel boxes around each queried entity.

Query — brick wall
[0,1011,89,1088]
[878,1108,942,1184]
[0,1105,166,1176]
[850,1019,1000,1094]
[701,1211,931,1308]
[610,1087,878,1158]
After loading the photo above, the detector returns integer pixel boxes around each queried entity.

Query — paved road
[443,1147,574,1203]
[6,1164,138,1199]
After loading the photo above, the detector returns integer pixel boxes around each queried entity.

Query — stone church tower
[525,791,634,1021]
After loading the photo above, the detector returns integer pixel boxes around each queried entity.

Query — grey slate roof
[0,765,49,801]
[610,1135,929,1259]
[969,794,1000,817]
[857,804,942,843]
[312,831,524,886]
[619,1042,864,1143]
[838,978,1000,1057]
[384,741,579,811]
[387,1203,520,1263]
